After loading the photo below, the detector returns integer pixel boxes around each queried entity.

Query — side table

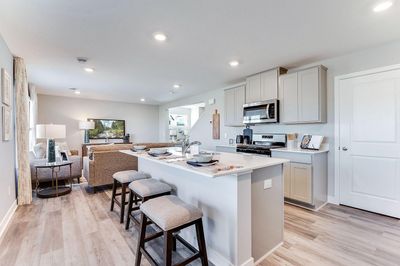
[35,161,73,198]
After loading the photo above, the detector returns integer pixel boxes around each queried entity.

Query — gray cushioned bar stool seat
[110,170,151,223]
[125,179,172,230]
[140,195,202,231]
[135,195,208,266]
[113,170,150,184]
[129,178,172,198]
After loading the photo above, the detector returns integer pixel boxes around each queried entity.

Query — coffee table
[34,161,73,198]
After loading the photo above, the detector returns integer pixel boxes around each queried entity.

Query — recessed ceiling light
[69,88,80,95]
[84,67,95,73]
[373,1,393,12]
[153,32,167,42]
[173,84,181,89]
[229,60,240,67]
[140,98,145,102]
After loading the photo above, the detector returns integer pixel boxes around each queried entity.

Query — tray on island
[186,159,219,167]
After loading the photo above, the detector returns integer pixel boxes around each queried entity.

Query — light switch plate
[264,179,272,189]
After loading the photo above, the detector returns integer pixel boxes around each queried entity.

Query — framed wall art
[1,68,11,106]
[2,106,11,141]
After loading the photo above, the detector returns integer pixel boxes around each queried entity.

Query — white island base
[122,150,287,266]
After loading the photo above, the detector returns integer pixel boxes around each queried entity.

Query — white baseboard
[241,257,255,266]
[254,242,283,265]
[0,200,17,241]
[207,248,234,266]
[328,195,340,205]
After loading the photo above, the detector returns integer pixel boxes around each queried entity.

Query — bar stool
[135,195,208,266]
[110,170,150,223]
[125,178,172,230]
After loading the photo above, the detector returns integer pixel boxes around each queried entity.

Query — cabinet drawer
[271,151,312,164]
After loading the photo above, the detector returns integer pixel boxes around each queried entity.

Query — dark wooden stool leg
[135,213,147,266]
[195,220,208,266]
[110,179,117,211]
[120,183,127,223]
[164,231,173,266]
[172,235,177,251]
[125,190,134,230]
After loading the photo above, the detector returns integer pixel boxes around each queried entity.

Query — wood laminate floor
[0,184,400,266]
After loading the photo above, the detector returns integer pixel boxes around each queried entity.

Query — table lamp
[79,120,95,144]
[36,124,66,163]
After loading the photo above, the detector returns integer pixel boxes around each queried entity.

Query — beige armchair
[83,142,175,192]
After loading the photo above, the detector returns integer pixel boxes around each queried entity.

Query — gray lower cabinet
[272,150,328,210]
[279,65,327,124]
[224,85,245,126]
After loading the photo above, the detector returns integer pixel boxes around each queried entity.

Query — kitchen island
[120,148,288,266]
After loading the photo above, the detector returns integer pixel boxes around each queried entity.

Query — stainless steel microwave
[243,99,279,124]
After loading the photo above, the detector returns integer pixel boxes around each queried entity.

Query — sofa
[83,142,175,192]
[30,150,82,184]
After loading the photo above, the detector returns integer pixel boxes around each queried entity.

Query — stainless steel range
[236,133,286,156]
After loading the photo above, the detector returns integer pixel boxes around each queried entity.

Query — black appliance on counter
[243,126,253,144]
[236,133,286,156]
[236,135,244,144]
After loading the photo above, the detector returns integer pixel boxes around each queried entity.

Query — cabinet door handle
[342,147,348,151]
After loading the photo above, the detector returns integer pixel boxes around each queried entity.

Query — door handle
[342,147,348,151]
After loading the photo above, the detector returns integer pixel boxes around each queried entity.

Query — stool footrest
[144,231,164,242]
[175,253,201,266]
[175,235,198,254]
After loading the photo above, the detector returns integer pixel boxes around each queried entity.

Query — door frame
[334,63,400,205]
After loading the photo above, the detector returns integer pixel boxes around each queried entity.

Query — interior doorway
[336,64,400,218]
[168,102,205,142]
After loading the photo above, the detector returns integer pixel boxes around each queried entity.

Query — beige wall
[38,94,159,155]
[159,38,400,200]
[0,35,16,230]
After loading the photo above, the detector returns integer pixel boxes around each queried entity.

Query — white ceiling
[0,0,400,104]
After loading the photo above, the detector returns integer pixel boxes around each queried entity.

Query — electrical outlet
[264,179,272,189]
[224,133,228,139]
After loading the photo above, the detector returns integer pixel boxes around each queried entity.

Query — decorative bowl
[133,145,147,150]
[192,153,214,163]
[149,148,168,155]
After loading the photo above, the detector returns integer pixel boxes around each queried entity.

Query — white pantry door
[339,68,400,218]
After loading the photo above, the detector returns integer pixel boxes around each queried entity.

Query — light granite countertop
[120,147,288,178]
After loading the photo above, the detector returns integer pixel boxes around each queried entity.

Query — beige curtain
[14,57,32,205]
[28,84,38,150]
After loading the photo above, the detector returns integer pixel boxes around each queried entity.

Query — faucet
[182,139,202,155]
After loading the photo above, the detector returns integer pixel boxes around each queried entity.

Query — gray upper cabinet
[280,72,298,123]
[246,67,287,104]
[245,74,261,103]
[224,85,245,127]
[279,65,327,124]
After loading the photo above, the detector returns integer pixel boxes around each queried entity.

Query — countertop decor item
[212,109,220,139]
[287,133,297,149]
[36,124,66,163]
[79,120,95,144]
[300,134,324,150]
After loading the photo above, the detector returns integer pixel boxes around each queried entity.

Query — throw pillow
[33,143,46,159]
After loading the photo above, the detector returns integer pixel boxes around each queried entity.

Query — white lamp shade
[36,124,66,139]
[79,120,95,130]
